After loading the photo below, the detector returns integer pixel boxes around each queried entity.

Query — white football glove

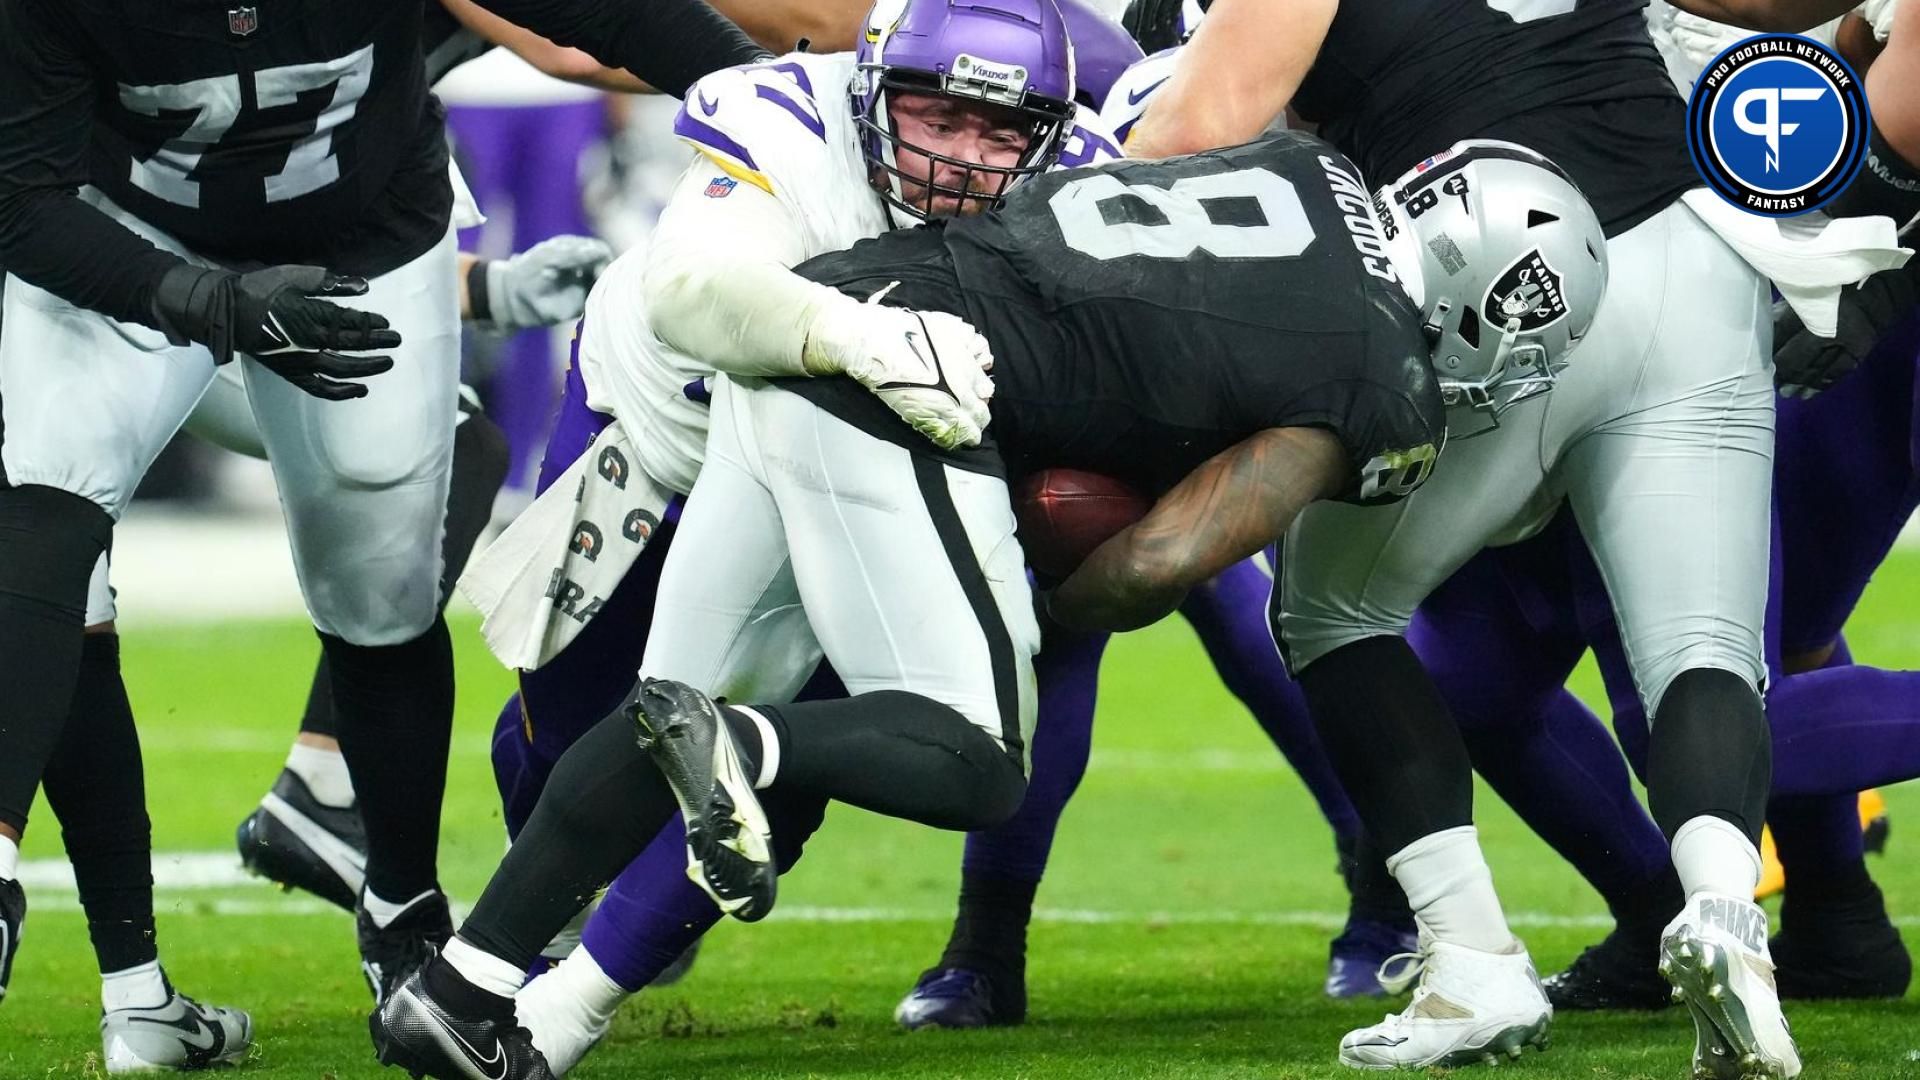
[484,235,615,330]
[803,287,996,450]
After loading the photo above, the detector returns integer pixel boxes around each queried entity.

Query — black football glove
[151,263,400,401]
[1774,259,1920,399]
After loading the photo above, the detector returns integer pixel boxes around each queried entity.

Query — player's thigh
[0,274,215,516]
[638,380,820,705]
[182,362,268,459]
[1560,241,1774,716]
[1276,397,1558,675]
[754,387,1040,762]
[246,229,461,644]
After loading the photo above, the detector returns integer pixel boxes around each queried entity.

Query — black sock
[1610,865,1685,944]
[426,949,515,1017]
[40,634,157,972]
[0,485,112,832]
[461,709,677,971]
[1647,669,1771,844]
[752,691,1026,832]
[1298,636,1474,855]
[324,618,455,901]
[1342,831,1415,927]
[298,655,336,740]
[939,872,1037,979]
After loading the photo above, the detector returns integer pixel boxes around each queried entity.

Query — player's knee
[0,485,114,608]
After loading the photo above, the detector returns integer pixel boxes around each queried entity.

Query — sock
[724,705,781,789]
[1768,794,1870,903]
[325,619,455,901]
[1646,669,1771,843]
[40,634,159,973]
[1671,815,1762,900]
[443,936,528,999]
[285,742,354,809]
[1342,831,1416,928]
[100,960,168,1012]
[938,872,1038,980]
[0,835,17,882]
[362,887,436,930]
[298,656,337,740]
[1387,826,1516,953]
[547,947,626,1029]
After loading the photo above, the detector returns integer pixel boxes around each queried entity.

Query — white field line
[19,853,1920,929]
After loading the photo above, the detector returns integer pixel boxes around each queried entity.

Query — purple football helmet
[853,0,1078,222]
[1056,0,1145,111]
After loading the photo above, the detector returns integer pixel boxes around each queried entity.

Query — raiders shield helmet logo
[1482,250,1569,333]
[227,6,259,36]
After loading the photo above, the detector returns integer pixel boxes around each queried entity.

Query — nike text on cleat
[359,891,454,1007]
[0,877,22,1005]
[372,965,553,1080]
[1337,938,1552,1070]
[101,980,253,1074]
[623,678,775,922]
[1659,893,1802,1079]
[235,768,366,911]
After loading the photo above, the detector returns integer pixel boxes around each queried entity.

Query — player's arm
[469,0,766,98]
[712,0,870,53]
[1048,427,1349,632]
[1661,0,1861,32]
[459,236,613,328]
[439,0,654,92]
[1122,0,1335,159]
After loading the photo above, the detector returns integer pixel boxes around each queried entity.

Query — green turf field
[6,552,1920,1080]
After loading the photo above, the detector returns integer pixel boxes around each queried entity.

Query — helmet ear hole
[1526,209,1559,228]
[1457,305,1482,350]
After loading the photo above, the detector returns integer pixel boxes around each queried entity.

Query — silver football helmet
[1374,140,1608,435]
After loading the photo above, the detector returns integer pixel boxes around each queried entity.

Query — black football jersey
[788,133,1445,506]
[1291,0,1697,235]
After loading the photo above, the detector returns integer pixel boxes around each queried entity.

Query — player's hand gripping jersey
[788,131,1446,504]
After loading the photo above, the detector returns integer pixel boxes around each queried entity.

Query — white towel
[1680,190,1912,337]
[459,418,675,670]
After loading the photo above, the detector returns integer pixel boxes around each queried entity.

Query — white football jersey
[1099,46,1181,146]
[578,50,1123,496]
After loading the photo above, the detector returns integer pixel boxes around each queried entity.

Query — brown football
[1014,468,1153,579]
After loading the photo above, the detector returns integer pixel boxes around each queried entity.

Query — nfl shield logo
[228,6,259,36]
[704,176,738,199]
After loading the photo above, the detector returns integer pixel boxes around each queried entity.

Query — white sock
[728,705,781,789]
[1670,815,1762,901]
[101,960,169,1012]
[362,887,435,930]
[1388,826,1517,953]
[285,743,355,809]
[549,946,628,1027]
[443,936,527,999]
[0,834,18,881]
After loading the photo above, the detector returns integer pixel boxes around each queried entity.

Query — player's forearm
[470,0,763,98]
[1124,0,1334,158]
[0,187,188,330]
[1661,0,1860,32]
[439,0,658,93]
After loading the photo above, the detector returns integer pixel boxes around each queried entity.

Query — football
[1014,468,1153,580]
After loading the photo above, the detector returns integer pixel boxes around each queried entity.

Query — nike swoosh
[439,1001,509,1080]
[1126,77,1169,106]
[1358,1035,1410,1047]
[697,90,720,116]
[875,330,947,392]
[126,1010,220,1052]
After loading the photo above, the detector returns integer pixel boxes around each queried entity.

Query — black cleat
[236,768,366,911]
[372,960,553,1080]
[0,876,22,1006]
[623,678,775,922]
[359,891,455,1008]
[1773,880,1912,1000]
[1543,926,1674,1011]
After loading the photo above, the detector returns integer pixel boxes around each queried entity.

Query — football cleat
[1543,926,1674,1011]
[235,767,366,911]
[894,967,1023,1030]
[623,678,775,922]
[1338,938,1552,1070]
[1772,879,1911,1000]
[1659,893,1801,1079]
[359,891,455,1008]
[1326,917,1420,999]
[101,980,253,1074]
[0,876,23,1006]
[373,961,553,1080]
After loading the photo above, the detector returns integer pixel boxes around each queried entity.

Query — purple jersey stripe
[753,84,827,140]
[672,107,761,171]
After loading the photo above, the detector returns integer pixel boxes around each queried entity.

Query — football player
[0,0,766,1035]
[368,114,1598,1080]
[1126,0,1802,1073]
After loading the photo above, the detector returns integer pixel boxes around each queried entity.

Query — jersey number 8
[1048,168,1313,262]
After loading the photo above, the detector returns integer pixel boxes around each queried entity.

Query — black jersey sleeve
[470,0,765,97]
[0,0,190,328]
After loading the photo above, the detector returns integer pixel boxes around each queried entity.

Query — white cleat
[1660,893,1802,1079]
[101,986,252,1074]
[1338,937,1551,1070]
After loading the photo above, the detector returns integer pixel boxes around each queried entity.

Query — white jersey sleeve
[1099,47,1183,148]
